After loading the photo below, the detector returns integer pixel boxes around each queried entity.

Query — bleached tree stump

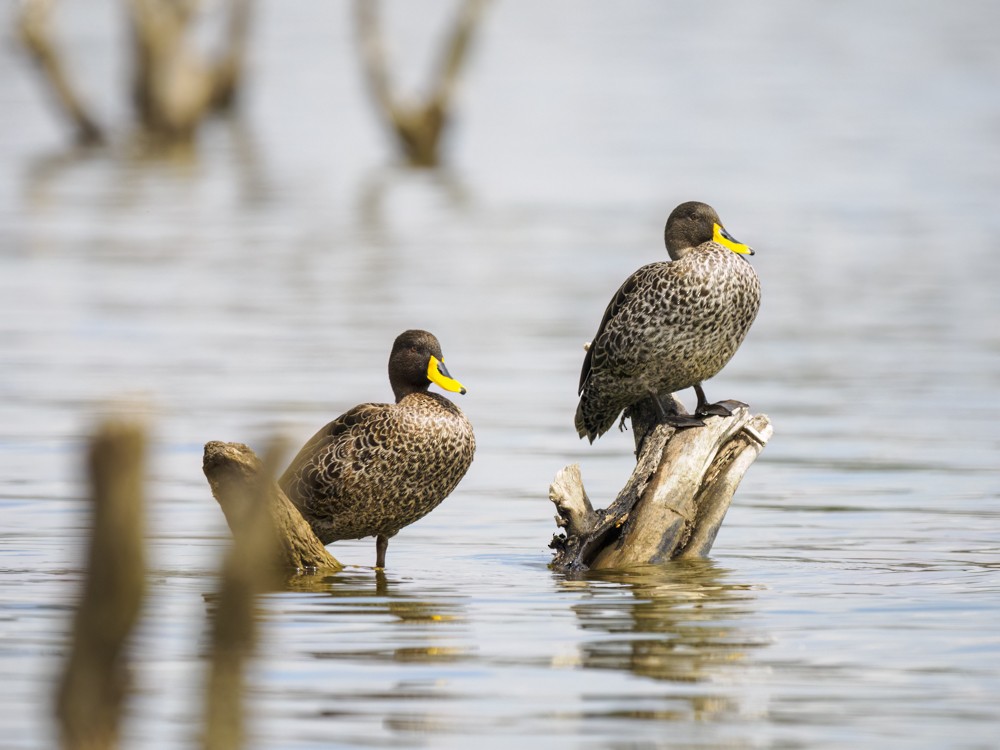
[202,441,342,573]
[549,396,772,572]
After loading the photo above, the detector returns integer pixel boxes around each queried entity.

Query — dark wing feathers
[575,245,760,442]
[278,393,476,544]
[278,402,384,502]
[579,264,669,394]
[579,271,643,394]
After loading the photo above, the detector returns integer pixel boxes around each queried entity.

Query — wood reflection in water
[567,562,766,693]
[275,569,473,665]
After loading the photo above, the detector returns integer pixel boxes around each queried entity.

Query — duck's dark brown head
[663,201,754,260]
[388,329,467,403]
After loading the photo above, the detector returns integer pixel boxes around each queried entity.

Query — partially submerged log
[202,441,342,573]
[549,396,772,572]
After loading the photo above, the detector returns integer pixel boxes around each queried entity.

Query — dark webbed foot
[693,384,747,419]
[696,400,738,417]
[650,391,705,428]
[698,404,730,417]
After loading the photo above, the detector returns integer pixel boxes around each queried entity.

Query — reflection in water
[21,117,270,217]
[564,561,767,718]
[250,568,479,746]
[277,568,471,666]
[357,164,473,240]
[6,2,1000,746]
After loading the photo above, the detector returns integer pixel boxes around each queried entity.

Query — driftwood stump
[202,441,342,573]
[549,396,772,572]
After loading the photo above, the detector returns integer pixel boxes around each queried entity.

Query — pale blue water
[1,1,999,748]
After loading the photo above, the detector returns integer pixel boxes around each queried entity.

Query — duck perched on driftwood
[576,201,761,442]
[549,201,768,572]
[279,330,475,568]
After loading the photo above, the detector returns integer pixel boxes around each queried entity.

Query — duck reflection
[280,568,471,665]
[565,560,766,684]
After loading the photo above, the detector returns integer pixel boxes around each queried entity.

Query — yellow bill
[427,356,467,395]
[713,223,754,255]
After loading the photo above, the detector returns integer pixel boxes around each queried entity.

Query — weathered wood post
[549,396,772,573]
[202,441,342,573]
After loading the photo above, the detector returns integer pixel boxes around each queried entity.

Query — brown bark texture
[202,440,342,573]
[549,396,772,573]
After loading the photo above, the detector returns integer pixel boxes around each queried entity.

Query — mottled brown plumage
[576,201,760,442]
[279,330,475,568]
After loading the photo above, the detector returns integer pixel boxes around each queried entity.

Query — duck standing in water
[280,330,475,568]
[576,201,760,442]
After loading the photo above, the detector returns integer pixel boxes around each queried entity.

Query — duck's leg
[693,383,747,418]
[375,534,389,569]
[650,391,705,428]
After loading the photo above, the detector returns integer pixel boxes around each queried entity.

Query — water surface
[1,1,999,747]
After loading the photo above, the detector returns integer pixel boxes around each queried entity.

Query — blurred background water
[1,1,999,748]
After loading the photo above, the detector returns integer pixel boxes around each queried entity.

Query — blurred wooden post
[208,0,253,112]
[201,441,284,750]
[17,0,105,145]
[202,441,343,573]
[549,398,772,572]
[355,0,488,166]
[55,420,147,750]
[127,0,252,140]
[17,0,251,146]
